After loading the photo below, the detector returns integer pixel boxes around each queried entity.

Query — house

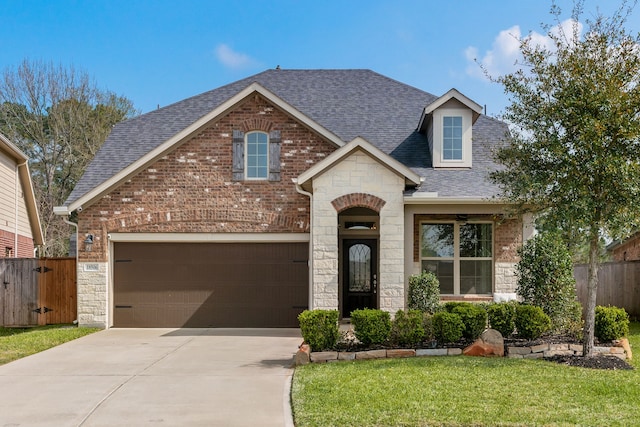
[54,69,534,328]
[608,231,640,262]
[0,133,43,257]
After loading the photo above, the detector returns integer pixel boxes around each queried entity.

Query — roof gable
[0,133,44,245]
[297,137,421,191]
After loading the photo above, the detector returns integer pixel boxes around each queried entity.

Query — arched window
[245,131,269,179]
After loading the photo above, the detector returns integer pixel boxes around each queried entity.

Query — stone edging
[294,341,631,365]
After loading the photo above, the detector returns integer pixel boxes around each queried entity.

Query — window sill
[440,295,493,302]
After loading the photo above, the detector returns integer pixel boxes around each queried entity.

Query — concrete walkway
[0,328,302,426]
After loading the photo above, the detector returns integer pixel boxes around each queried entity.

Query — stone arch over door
[331,193,386,213]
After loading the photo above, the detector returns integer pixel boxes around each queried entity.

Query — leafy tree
[0,59,137,256]
[489,1,640,356]
[515,232,580,333]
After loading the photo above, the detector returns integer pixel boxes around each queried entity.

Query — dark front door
[342,239,378,317]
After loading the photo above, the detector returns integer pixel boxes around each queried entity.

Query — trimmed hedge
[595,305,629,341]
[391,309,425,347]
[487,302,516,337]
[432,311,464,343]
[408,271,441,314]
[449,303,487,340]
[298,309,339,351]
[515,305,551,340]
[351,309,391,346]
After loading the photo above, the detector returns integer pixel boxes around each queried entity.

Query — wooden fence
[574,261,640,318]
[0,258,76,326]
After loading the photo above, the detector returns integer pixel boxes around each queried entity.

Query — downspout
[62,215,79,325]
[294,179,314,310]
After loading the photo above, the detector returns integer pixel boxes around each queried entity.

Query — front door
[343,239,378,317]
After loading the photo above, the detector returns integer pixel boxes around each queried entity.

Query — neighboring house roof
[607,230,640,252]
[63,69,509,209]
[0,133,44,245]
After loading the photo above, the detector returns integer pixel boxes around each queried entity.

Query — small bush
[432,311,464,344]
[408,271,441,314]
[422,312,434,342]
[298,309,339,351]
[595,306,629,342]
[391,310,425,347]
[351,309,391,346]
[487,302,516,337]
[514,305,551,340]
[446,302,487,340]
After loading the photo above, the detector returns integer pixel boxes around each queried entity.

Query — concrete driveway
[0,328,302,426]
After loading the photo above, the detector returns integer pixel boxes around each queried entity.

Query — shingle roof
[65,69,509,205]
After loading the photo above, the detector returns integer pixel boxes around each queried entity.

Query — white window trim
[420,221,493,295]
[432,108,473,168]
[245,131,269,180]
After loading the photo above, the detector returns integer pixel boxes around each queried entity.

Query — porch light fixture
[84,234,94,252]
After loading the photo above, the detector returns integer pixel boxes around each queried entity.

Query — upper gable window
[232,129,281,182]
[442,116,463,161]
[246,131,269,179]
[431,108,472,168]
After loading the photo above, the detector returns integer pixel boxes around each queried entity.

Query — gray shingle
[65,69,508,205]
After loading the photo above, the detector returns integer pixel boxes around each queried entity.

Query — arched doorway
[339,207,380,317]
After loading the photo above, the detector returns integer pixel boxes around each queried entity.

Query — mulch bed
[544,355,634,370]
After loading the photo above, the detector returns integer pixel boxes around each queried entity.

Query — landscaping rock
[614,338,632,360]
[447,348,463,356]
[294,344,311,366]
[387,349,416,358]
[416,348,448,357]
[508,346,531,356]
[310,351,338,363]
[338,352,356,360]
[355,349,387,360]
[463,329,504,357]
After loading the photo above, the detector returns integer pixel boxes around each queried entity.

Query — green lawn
[292,322,640,427]
[0,325,99,366]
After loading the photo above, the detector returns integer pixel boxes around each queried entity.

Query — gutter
[293,179,314,311]
[61,215,79,325]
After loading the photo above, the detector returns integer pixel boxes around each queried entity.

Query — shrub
[595,306,629,341]
[432,311,464,344]
[487,302,516,337]
[515,232,580,333]
[408,271,441,314]
[298,309,339,351]
[514,305,551,340]
[351,309,391,346]
[422,312,434,342]
[391,310,425,347]
[448,303,487,340]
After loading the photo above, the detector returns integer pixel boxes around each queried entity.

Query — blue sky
[1,0,637,116]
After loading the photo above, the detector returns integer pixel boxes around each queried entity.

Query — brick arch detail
[241,118,274,133]
[331,193,386,213]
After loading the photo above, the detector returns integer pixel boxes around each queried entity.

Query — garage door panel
[114,242,308,327]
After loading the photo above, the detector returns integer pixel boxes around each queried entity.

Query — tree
[489,1,640,356]
[0,59,137,256]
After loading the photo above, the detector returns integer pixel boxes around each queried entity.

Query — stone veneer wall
[311,151,406,314]
[77,262,108,327]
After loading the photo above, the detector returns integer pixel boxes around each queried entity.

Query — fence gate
[37,258,77,325]
[0,258,76,327]
[0,259,39,326]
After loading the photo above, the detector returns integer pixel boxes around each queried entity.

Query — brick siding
[77,94,337,262]
[0,229,34,257]
[611,234,640,262]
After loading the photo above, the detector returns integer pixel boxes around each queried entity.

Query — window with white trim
[231,129,281,182]
[245,131,269,179]
[442,116,463,160]
[420,222,493,295]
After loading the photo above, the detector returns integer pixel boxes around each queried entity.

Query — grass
[292,322,640,427]
[0,325,99,366]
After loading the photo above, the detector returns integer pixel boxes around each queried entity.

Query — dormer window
[418,89,482,169]
[443,116,463,161]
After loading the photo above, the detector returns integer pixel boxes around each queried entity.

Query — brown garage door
[113,242,308,328]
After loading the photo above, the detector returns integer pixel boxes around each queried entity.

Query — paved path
[0,328,302,426]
